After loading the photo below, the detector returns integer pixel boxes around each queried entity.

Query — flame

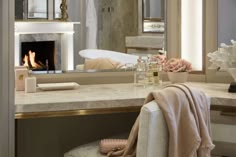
[29,50,42,68]
[23,50,44,69]
[23,55,29,67]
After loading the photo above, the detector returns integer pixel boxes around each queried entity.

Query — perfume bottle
[153,71,159,85]
[134,56,147,87]
[146,57,155,85]
[147,54,163,86]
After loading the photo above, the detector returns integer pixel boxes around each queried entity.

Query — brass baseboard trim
[15,106,141,119]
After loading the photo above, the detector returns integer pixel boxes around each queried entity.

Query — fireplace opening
[21,41,55,71]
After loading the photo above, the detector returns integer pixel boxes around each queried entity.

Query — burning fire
[23,50,45,69]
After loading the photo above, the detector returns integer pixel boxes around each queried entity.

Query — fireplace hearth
[21,41,55,71]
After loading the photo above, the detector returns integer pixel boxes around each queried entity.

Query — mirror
[217,0,236,46]
[15,0,166,73]
[142,0,165,33]
[15,0,64,20]
[27,0,48,19]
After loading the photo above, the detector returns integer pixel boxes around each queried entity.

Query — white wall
[218,0,236,45]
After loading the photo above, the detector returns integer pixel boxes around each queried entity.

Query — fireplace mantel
[15,21,80,71]
[15,21,80,34]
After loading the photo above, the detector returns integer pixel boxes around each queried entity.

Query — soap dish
[37,82,79,91]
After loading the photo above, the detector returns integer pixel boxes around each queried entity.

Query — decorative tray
[37,82,79,91]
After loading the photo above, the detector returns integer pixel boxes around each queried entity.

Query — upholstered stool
[64,100,168,157]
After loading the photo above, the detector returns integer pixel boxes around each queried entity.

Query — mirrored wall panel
[28,0,48,19]
[143,0,165,33]
[218,0,236,46]
[15,0,166,73]
[54,0,62,19]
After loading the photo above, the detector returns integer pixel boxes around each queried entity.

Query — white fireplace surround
[15,21,80,71]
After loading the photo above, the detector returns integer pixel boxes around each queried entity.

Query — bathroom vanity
[15,82,236,119]
[15,82,236,157]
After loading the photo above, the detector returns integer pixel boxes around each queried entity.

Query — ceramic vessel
[167,72,189,83]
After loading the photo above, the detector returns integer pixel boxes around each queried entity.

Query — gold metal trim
[202,0,206,74]
[126,46,162,50]
[59,0,68,21]
[15,106,141,119]
[143,18,164,22]
[15,104,236,119]
[125,46,162,53]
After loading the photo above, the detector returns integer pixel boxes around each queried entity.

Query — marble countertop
[15,82,236,116]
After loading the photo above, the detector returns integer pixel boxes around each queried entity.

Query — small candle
[15,67,28,91]
[25,77,36,93]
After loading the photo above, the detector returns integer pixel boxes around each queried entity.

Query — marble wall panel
[97,0,138,53]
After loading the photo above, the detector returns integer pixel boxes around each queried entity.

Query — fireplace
[15,22,79,71]
[21,41,55,71]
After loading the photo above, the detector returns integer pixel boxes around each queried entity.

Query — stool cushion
[64,141,106,157]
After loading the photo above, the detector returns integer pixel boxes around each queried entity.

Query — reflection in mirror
[15,0,24,20]
[14,0,166,73]
[15,0,62,20]
[143,0,164,19]
[218,0,236,46]
[54,0,62,19]
[142,0,165,33]
[15,0,48,20]
[28,0,48,19]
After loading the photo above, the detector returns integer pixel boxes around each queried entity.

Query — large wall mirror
[218,0,236,46]
[14,0,166,74]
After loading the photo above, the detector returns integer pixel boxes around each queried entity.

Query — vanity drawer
[211,111,236,157]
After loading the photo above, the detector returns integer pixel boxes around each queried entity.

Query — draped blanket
[84,58,123,70]
[108,84,215,157]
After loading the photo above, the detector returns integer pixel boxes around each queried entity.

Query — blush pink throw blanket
[108,84,215,157]
[84,58,123,70]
